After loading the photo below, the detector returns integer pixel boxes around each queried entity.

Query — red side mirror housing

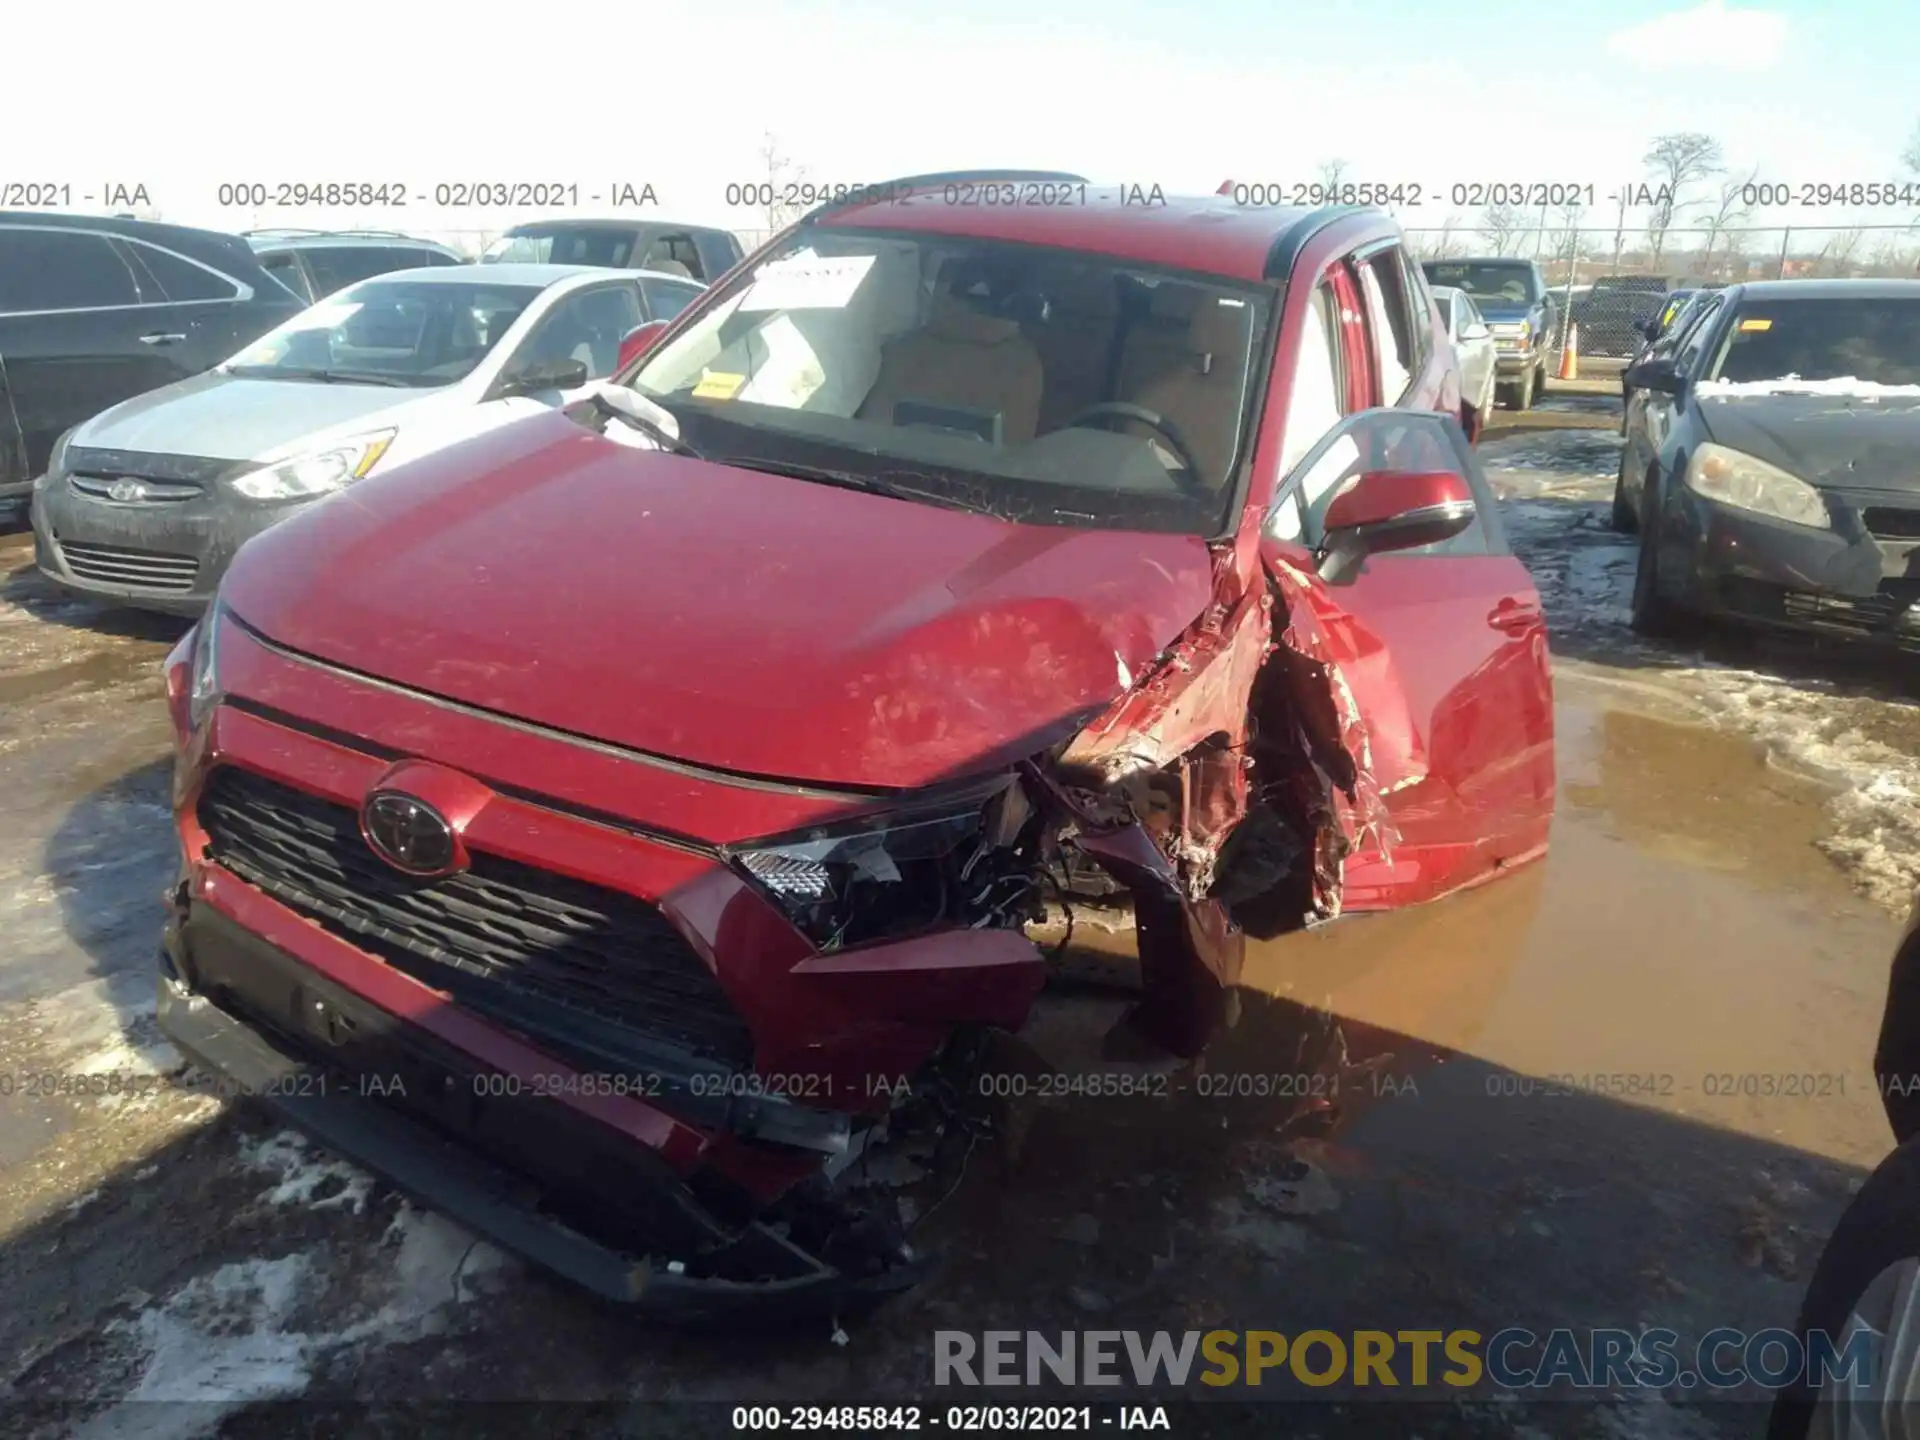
[1323,469,1477,559]
[616,320,669,373]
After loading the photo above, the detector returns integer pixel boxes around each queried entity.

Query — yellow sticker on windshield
[1739,318,1773,332]
[692,370,746,400]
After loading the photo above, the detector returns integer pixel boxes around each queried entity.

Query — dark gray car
[1616,278,1920,643]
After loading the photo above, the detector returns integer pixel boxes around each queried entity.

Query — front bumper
[32,473,305,615]
[1668,485,1920,646]
[1494,344,1541,377]
[158,897,930,1318]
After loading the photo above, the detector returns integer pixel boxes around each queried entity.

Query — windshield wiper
[227,366,415,388]
[720,458,991,514]
[584,387,702,457]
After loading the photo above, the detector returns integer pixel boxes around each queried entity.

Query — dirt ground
[1,387,1915,1437]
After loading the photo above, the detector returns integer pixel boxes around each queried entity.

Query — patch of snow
[73,1209,506,1432]
[73,1255,316,1440]
[1697,375,1920,399]
[239,1130,373,1215]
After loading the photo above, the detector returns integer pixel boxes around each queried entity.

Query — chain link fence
[1405,222,1920,360]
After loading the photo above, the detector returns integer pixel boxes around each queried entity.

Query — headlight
[229,429,394,501]
[34,428,77,492]
[729,782,1029,952]
[187,604,223,730]
[1684,443,1831,530]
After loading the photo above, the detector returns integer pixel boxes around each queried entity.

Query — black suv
[246,230,467,303]
[479,219,744,283]
[0,213,302,509]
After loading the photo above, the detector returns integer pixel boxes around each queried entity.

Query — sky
[9,0,1918,247]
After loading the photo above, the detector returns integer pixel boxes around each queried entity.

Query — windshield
[1703,298,1920,388]
[1422,263,1539,306]
[483,228,635,267]
[622,228,1273,535]
[225,280,540,387]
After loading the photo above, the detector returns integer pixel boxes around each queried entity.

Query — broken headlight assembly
[186,602,224,731]
[728,780,1038,952]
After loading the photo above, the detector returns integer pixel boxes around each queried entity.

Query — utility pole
[1610,191,1627,275]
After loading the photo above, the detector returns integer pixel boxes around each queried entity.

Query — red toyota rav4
[156,172,1555,1315]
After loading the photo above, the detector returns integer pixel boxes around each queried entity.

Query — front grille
[69,475,202,504]
[1722,577,1920,644]
[1864,507,1920,541]
[59,540,199,592]
[197,767,755,1068]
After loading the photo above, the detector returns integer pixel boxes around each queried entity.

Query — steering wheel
[1061,402,1208,495]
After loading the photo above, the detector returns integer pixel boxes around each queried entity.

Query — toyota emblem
[360,791,461,877]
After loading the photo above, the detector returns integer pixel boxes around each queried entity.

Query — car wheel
[1765,1137,1920,1440]
[1629,476,1692,637]
[1611,450,1638,533]
[1513,365,1536,412]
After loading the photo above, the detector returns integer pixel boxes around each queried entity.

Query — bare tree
[1479,202,1527,256]
[1903,121,1920,176]
[1698,167,1756,277]
[1545,199,1586,267]
[1316,158,1350,200]
[756,131,810,231]
[1429,213,1471,259]
[1643,132,1724,265]
[1821,228,1867,278]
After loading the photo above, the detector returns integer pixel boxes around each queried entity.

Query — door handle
[1488,598,1542,633]
[138,332,188,346]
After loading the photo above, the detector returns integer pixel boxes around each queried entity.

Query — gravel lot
[1,389,1914,1436]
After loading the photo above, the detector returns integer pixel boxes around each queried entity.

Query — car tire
[1611,450,1638,533]
[1629,475,1692,637]
[1764,1137,1920,1440]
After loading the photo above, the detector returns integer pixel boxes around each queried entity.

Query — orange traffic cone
[1558,323,1580,380]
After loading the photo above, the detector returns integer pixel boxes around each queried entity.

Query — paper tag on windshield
[1739,317,1773,332]
[738,255,875,312]
[692,370,746,399]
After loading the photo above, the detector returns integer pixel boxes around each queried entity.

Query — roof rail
[797,169,1091,226]
[241,228,426,241]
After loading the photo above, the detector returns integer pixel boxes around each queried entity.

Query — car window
[1422,262,1539,306]
[1397,249,1434,370]
[225,279,542,387]
[1458,294,1483,330]
[1673,296,1725,374]
[627,229,1274,537]
[1356,251,1414,402]
[641,276,703,322]
[1285,408,1493,557]
[302,246,427,298]
[124,240,241,302]
[1703,296,1920,386]
[489,228,635,268]
[1269,285,1348,542]
[257,251,312,303]
[513,284,645,378]
[0,227,140,312]
[637,233,703,280]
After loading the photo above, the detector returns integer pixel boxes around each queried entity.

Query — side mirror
[498,357,589,398]
[617,321,669,373]
[1622,357,1685,395]
[1319,469,1476,580]
[1635,318,1663,341]
[1461,321,1491,342]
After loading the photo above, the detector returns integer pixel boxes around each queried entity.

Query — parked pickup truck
[1421,257,1558,411]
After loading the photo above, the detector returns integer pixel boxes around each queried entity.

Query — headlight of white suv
[229,429,395,501]
[1684,443,1831,530]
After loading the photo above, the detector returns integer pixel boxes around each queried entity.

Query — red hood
[224,410,1217,790]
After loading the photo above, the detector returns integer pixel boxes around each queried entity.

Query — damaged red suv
[156,171,1555,1315]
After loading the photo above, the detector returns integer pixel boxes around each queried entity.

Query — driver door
[1259,408,1556,909]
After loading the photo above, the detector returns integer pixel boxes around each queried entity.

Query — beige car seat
[858,285,1045,444]
[1126,295,1253,489]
